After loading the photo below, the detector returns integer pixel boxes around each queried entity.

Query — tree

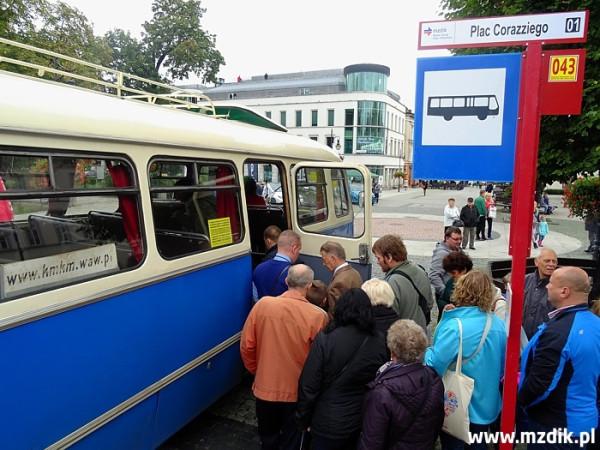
[0,0,111,83]
[106,0,225,84]
[440,0,600,186]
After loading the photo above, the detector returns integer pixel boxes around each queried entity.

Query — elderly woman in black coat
[358,319,445,450]
[361,278,400,335]
[297,288,388,450]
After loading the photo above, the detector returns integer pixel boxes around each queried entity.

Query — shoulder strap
[390,268,429,314]
[326,335,370,389]
[462,313,492,364]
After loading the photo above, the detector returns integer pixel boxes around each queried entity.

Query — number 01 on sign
[548,54,579,81]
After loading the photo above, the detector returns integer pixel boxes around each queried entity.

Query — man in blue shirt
[519,266,600,444]
[253,230,302,300]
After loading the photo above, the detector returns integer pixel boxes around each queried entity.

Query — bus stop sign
[413,53,521,181]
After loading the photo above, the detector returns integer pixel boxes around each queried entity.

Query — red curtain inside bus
[216,166,240,241]
[107,163,143,263]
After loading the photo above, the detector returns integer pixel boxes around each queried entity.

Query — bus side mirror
[358,243,369,265]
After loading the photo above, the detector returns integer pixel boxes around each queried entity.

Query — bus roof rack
[0,37,216,116]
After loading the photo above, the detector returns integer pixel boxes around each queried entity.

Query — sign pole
[500,42,544,450]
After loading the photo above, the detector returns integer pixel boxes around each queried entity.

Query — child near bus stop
[537,214,549,247]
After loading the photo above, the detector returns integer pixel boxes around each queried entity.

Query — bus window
[149,158,242,259]
[296,167,328,226]
[296,167,364,239]
[243,161,288,266]
[0,151,143,301]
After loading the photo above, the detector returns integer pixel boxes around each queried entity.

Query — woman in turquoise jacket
[425,270,507,450]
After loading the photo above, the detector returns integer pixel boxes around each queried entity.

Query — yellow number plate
[548,55,579,82]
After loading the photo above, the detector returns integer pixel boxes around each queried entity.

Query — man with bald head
[242,264,328,449]
[522,247,558,339]
[519,267,600,443]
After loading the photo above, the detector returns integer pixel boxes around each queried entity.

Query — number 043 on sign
[548,55,579,82]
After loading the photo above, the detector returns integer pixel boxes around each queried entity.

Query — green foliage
[440,0,600,185]
[143,0,224,82]
[563,176,600,219]
[1,0,224,89]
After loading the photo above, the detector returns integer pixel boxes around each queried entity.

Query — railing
[0,37,216,116]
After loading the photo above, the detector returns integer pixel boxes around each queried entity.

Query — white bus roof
[0,71,340,162]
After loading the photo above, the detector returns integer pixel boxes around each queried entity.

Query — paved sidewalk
[373,212,582,259]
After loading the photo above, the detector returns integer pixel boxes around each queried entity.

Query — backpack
[388,264,431,325]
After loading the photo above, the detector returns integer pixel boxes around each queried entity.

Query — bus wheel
[444,115,452,121]
[478,114,487,120]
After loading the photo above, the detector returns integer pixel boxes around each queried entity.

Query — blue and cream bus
[0,39,372,449]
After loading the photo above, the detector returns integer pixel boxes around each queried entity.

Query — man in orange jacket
[241,264,328,450]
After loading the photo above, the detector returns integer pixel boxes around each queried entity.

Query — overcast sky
[62,0,449,108]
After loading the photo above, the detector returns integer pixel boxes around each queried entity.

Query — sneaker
[469,246,476,250]
[461,247,467,250]
[481,237,487,240]
[533,242,538,249]
[487,236,492,240]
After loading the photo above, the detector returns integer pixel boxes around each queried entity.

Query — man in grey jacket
[428,226,463,304]
[372,234,433,330]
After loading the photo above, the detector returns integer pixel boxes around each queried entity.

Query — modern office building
[181,64,414,188]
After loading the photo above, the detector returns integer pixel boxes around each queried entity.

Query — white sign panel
[422,68,506,146]
[1,243,119,298]
[420,11,587,49]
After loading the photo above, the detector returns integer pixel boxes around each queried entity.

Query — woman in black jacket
[296,288,388,450]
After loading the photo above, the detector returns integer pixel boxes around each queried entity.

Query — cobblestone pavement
[160,187,594,450]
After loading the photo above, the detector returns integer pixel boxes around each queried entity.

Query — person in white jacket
[443,198,460,234]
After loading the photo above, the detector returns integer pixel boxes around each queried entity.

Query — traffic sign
[413,53,521,181]
[419,10,588,50]
[540,49,586,115]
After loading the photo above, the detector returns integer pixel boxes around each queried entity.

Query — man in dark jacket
[522,248,557,339]
[460,197,479,250]
[358,319,444,450]
[519,267,600,440]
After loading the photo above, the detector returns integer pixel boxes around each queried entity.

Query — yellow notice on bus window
[307,170,318,183]
[208,217,233,248]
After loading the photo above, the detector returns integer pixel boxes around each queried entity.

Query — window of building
[280,111,287,127]
[149,159,242,259]
[344,127,353,154]
[0,151,143,301]
[265,111,272,119]
[295,110,302,127]
[309,136,318,141]
[311,110,318,127]
[300,88,311,95]
[345,108,355,126]
[346,72,388,93]
[327,109,335,127]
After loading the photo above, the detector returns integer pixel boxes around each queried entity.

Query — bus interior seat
[25,214,92,259]
[88,211,126,242]
[0,224,29,263]
[155,229,211,258]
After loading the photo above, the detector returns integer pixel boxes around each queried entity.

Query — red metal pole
[500,42,544,450]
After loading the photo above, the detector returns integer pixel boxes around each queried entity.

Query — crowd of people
[240,226,600,450]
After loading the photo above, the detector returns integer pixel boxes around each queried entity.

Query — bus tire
[444,115,452,121]
[478,114,487,120]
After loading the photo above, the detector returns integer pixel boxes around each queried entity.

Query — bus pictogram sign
[548,54,579,81]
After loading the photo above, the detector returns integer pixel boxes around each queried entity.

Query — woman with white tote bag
[424,270,507,450]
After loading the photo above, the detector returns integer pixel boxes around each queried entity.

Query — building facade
[182,64,414,189]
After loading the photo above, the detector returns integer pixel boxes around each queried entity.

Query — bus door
[291,162,372,283]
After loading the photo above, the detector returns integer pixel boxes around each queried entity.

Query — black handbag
[452,219,465,227]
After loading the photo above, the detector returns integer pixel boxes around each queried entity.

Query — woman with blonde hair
[361,278,400,334]
[425,270,507,450]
